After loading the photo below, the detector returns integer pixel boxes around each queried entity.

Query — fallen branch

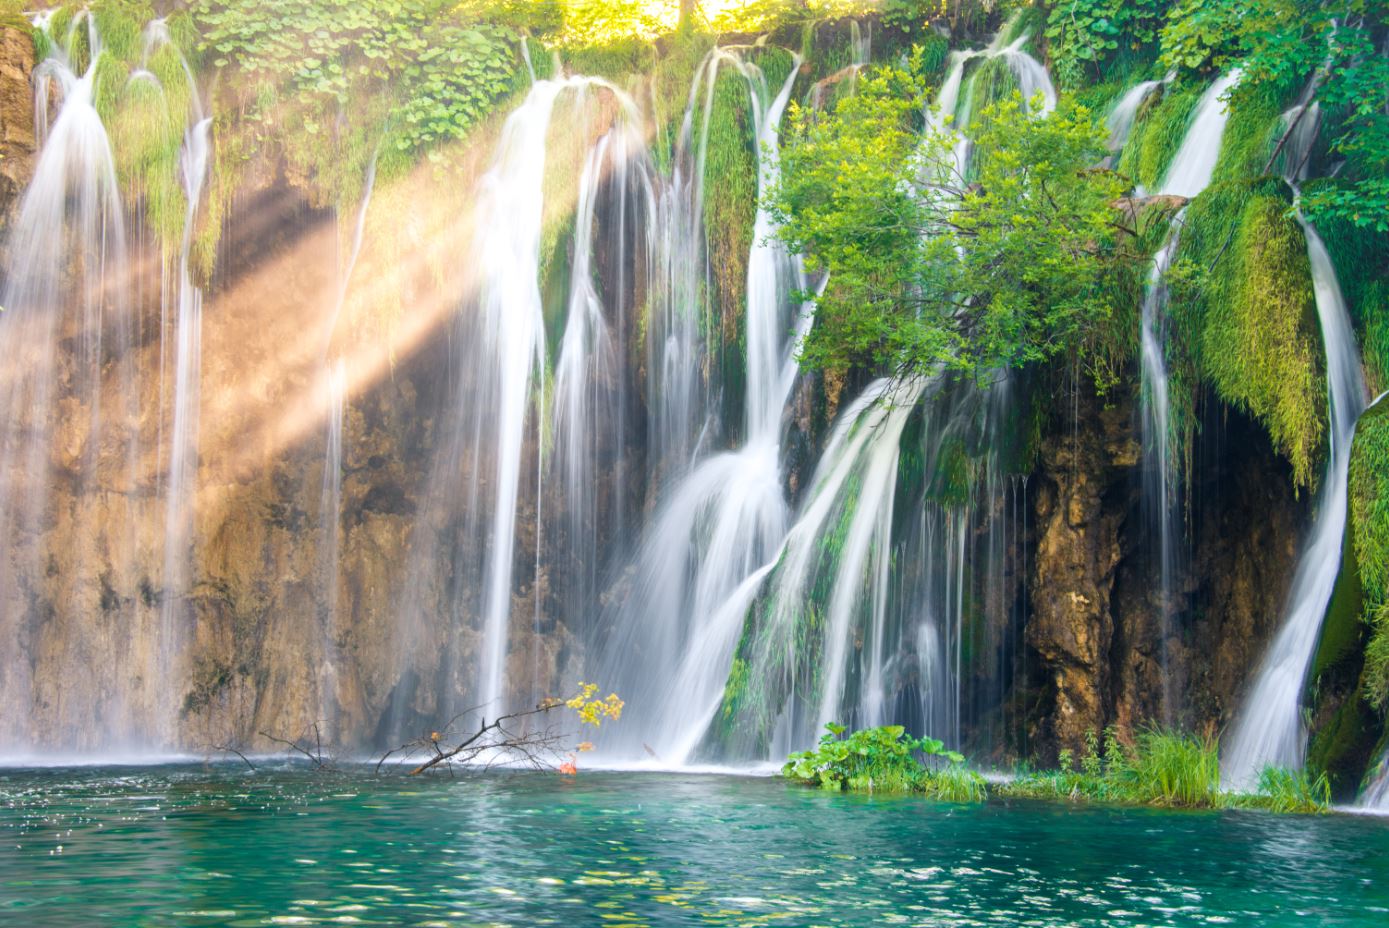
[377,700,571,776]
[212,743,257,772]
[259,721,334,770]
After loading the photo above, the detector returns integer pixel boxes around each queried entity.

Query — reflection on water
[2,767,1388,926]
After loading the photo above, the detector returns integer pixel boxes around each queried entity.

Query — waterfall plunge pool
[2,766,1388,926]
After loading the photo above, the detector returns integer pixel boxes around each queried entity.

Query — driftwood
[376,699,575,776]
[260,722,335,770]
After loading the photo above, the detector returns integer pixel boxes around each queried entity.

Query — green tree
[770,58,1130,379]
[1160,0,1389,231]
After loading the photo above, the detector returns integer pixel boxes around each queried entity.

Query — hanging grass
[1350,399,1389,709]
[1170,183,1326,489]
[1115,80,1203,190]
[1307,195,1389,396]
[1209,75,1296,187]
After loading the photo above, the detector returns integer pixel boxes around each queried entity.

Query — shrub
[783,723,984,799]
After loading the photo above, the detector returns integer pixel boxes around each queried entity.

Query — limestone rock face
[1024,379,1306,762]
[0,25,34,230]
[1027,382,1138,759]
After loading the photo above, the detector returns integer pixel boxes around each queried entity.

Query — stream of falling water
[597,48,807,762]
[0,13,133,748]
[642,33,1054,763]
[1136,70,1240,722]
[388,75,648,737]
[315,147,380,737]
[1222,219,1368,789]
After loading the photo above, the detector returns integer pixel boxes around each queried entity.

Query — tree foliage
[192,0,520,155]
[1044,0,1168,89]
[771,55,1130,380]
[1159,0,1389,231]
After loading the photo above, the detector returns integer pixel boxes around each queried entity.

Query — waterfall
[597,49,807,762]
[1136,72,1240,720]
[811,381,928,736]
[317,358,347,735]
[932,31,1055,187]
[1156,71,1242,197]
[1364,754,1389,811]
[157,116,211,742]
[996,34,1057,115]
[645,52,729,477]
[0,13,132,748]
[387,75,647,736]
[1106,80,1161,154]
[693,32,1044,760]
[1222,220,1367,789]
[551,113,652,649]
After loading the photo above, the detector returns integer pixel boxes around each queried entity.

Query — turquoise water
[2,766,1388,926]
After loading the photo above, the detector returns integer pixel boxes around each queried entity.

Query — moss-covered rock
[1116,81,1203,190]
[1172,183,1327,489]
[1309,199,1389,397]
[1351,398,1389,708]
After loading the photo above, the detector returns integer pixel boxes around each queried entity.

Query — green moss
[1307,676,1381,799]
[925,435,972,507]
[1209,77,1294,187]
[1315,520,1366,681]
[1351,398,1389,708]
[700,59,760,425]
[1116,81,1203,190]
[1308,199,1389,396]
[1171,183,1327,489]
[956,54,1018,136]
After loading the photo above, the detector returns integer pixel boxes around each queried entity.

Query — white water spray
[1222,220,1367,789]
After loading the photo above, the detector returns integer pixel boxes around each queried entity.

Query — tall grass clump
[1001,727,1329,812]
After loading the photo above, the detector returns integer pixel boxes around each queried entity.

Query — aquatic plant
[783,723,985,799]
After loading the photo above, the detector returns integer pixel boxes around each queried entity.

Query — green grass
[787,726,1331,812]
[1230,767,1333,814]
[1000,728,1330,812]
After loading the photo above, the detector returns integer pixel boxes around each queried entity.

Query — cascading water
[317,358,347,734]
[1222,220,1367,789]
[685,32,1049,761]
[644,52,731,478]
[390,75,648,735]
[156,115,211,742]
[0,13,133,748]
[1106,79,1161,155]
[1136,71,1240,721]
[551,115,651,651]
[596,49,806,763]
[312,147,379,735]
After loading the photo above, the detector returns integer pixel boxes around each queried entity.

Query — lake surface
[2,764,1387,926]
